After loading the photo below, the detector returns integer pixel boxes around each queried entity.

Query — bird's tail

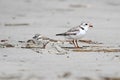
[56,33,67,36]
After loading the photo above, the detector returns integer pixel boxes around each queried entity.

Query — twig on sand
[49,39,103,44]
[72,48,120,52]
[79,40,103,44]
[4,23,29,26]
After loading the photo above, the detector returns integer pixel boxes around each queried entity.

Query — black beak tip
[89,25,93,27]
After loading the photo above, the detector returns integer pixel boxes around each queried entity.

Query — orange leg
[72,40,80,48]
[72,40,76,47]
[75,40,80,48]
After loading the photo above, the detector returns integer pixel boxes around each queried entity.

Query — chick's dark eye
[85,23,88,25]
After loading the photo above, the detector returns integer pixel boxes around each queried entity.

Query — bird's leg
[75,40,80,48]
[72,40,77,47]
[42,42,49,49]
[72,40,79,48]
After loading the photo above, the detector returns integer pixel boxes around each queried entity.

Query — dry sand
[0,0,120,80]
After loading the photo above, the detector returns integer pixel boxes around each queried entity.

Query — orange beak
[89,24,93,27]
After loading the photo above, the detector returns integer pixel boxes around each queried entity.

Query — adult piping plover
[56,22,93,48]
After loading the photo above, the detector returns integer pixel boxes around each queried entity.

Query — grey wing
[66,26,80,35]
[56,26,80,36]
[56,32,76,36]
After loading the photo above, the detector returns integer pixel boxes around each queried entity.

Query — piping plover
[26,34,50,48]
[32,34,50,48]
[56,22,93,48]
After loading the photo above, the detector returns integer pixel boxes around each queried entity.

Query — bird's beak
[89,24,93,28]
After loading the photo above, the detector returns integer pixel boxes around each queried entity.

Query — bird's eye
[85,23,88,25]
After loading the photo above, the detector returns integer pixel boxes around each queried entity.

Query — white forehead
[81,22,89,25]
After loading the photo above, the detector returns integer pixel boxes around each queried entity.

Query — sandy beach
[0,0,120,80]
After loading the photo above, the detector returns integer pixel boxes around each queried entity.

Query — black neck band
[80,27,84,30]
